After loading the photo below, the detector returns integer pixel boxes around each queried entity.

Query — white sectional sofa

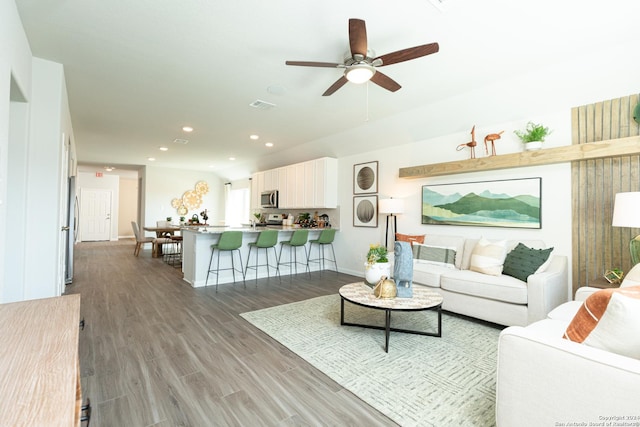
[496,265,640,426]
[392,234,568,327]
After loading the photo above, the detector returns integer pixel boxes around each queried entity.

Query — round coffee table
[339,282,443,353]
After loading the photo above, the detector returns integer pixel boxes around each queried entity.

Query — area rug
[240,294,502,427]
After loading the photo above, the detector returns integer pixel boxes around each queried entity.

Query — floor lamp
[612,192,640,266]
[379,198,404,250]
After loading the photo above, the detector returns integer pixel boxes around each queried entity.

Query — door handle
[61,226,70,231]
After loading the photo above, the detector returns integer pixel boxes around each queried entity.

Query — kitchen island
[181,226,337,287]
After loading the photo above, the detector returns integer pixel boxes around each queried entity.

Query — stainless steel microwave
[261,190,278,208]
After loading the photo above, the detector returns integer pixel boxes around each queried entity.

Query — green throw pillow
[502,243,553,282]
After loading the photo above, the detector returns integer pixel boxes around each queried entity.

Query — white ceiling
[14,0,639,180]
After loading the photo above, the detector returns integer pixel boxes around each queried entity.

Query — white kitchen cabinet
[294,163,305,208]
[314,157,337,208]
[250,172,263,211]
[252,157,337,209]
[263,169,278,192]
[303,160,315,208]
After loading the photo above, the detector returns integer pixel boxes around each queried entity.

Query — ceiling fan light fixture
[345,64,375,84]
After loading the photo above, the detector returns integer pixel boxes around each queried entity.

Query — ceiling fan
[285,18,439,96]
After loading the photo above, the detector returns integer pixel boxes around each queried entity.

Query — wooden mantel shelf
[399,135,640,179]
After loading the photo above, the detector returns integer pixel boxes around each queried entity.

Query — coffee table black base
[340,297,442,353]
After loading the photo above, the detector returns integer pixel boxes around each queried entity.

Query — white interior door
[80,188,112,241]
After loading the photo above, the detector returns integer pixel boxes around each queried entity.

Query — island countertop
[181,226,338,287]
[181,225,338,233]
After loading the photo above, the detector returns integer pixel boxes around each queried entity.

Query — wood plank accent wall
[572,93,640,294]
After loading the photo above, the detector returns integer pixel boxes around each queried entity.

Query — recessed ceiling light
[104,166,115,172]
[229,157,236,161]
[265,142,274,147]
[182,126,193,132]
[209,165,215,168]
[250,134,259,140]
[148,157,156,161]
[159,146,168,151]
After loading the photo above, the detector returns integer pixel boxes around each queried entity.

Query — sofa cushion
[412,263,450,288]
[564,286,640,359]
[412,243,456,269]
[469,238,508,276]
[395,233,425,245]
[440,270,528,304]
[502,243,554,282]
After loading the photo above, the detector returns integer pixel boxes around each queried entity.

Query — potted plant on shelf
[514,121,552,151]
[364,244,390,286]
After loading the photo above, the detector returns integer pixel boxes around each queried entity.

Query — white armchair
[495,263,640,426]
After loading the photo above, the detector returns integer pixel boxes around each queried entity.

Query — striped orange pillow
[564,285,640,359]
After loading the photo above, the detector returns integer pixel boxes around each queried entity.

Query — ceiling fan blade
[349,18,367,57]
[370,71,401,92]
[322,76,349,96]
[285,61,343,68]
[375,42,439,66]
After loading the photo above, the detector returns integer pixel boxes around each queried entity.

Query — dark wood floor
[66,240,397,427]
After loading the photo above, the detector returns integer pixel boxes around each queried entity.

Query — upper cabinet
[251,157,337,210]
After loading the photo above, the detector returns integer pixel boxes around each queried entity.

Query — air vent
[249,99,277,110]
[173,138,189,145]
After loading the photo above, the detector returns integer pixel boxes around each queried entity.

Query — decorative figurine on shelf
[393,241,413,298]
[456,125,477,159]
[484,130,504,156]
[200,209,209,225]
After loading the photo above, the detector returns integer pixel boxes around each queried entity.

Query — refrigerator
[64,176,78,284]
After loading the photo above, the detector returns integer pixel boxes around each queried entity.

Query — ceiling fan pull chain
[365,82,370,122]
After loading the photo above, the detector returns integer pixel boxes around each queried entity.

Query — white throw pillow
[583,292,640,359]
[469,237,508,276]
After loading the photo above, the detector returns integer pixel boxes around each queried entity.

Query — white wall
[333,108,574,284]
[143,166,224,231]
[22,58,73,301]
[119,177,138,237]
[0,0,33,302]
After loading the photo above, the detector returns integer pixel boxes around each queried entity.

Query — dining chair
[131,221,155,256]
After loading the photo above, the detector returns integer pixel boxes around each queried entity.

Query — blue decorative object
[393,241,413,298]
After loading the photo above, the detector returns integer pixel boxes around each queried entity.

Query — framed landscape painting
[422,177,542,229]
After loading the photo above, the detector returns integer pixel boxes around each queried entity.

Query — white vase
[524,141,543,151]
[364,262,391,286]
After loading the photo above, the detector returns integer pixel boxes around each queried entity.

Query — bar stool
[205,231,245,290]
[308,228,338,274]
[277,229,310,276]
[244,229,280,281]
[166,235,183,267]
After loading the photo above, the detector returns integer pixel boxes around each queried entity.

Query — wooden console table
[0,294,82,426]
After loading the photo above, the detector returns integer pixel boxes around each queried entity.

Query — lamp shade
[379,198,405,215]
[612,192,640,228]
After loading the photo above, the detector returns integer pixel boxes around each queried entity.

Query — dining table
[143,225,181,237]
[143,225,182,258]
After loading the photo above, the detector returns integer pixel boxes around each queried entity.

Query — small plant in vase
[364,244,391,286]
[514,121,552,151]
